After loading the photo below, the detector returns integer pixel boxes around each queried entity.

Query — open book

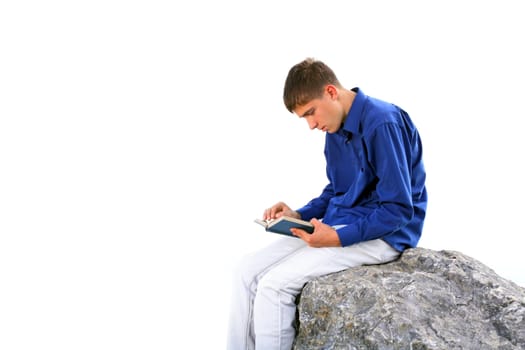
[254,216,314,237]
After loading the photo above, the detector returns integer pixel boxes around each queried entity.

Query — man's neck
[340,88,357,123]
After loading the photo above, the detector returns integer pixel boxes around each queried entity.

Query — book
[254,216,314,237]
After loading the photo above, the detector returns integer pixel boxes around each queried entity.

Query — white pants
[226,237,400,350]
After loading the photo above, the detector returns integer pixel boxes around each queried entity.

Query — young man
[227,58,427,350]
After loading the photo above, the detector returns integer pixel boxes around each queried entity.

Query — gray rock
[293,247,525,350]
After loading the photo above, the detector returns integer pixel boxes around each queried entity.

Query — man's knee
[256,269,299,301]
[233,254,262,290]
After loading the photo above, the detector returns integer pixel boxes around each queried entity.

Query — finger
[311,218,321,227]
[291,228,308,241]
[271,205,284,219]
[274,202,287,217]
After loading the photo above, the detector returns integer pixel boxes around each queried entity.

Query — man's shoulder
[361,96,404,132]
[363,94,399,116]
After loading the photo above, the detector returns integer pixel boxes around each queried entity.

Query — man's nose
[307,118,317,130]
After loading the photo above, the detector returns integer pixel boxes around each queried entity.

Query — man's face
[294,86,343,134]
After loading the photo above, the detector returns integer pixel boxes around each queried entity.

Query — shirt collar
[340,87,365,136]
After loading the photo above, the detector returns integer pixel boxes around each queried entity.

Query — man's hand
[263,202,300,221]
[291,218,342,247]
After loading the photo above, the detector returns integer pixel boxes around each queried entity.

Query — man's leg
[253,238,399,350]
[226,237,308,350]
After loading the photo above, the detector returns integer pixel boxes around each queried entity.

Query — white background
[1,1,524,349]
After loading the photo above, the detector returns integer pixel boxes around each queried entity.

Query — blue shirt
[297,88,427,252]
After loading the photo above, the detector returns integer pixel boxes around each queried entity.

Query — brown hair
[283,58,341,113]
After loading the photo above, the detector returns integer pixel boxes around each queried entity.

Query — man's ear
[325,84,338,100]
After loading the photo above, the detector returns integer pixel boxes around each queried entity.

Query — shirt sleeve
[336,122,414,247]
[296,183,334,221]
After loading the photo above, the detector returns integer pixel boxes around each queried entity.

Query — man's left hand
[291,218,342,247]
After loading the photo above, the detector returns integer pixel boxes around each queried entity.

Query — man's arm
[336,122,415,247]
[296,183,334,221]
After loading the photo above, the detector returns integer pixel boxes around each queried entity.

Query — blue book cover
[254,216,314,237]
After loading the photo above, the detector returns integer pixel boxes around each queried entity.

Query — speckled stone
[293,247,525,350]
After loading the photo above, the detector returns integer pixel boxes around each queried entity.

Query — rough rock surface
[293,247,525,350]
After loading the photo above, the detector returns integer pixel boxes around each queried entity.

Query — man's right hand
[263,202,301,221]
